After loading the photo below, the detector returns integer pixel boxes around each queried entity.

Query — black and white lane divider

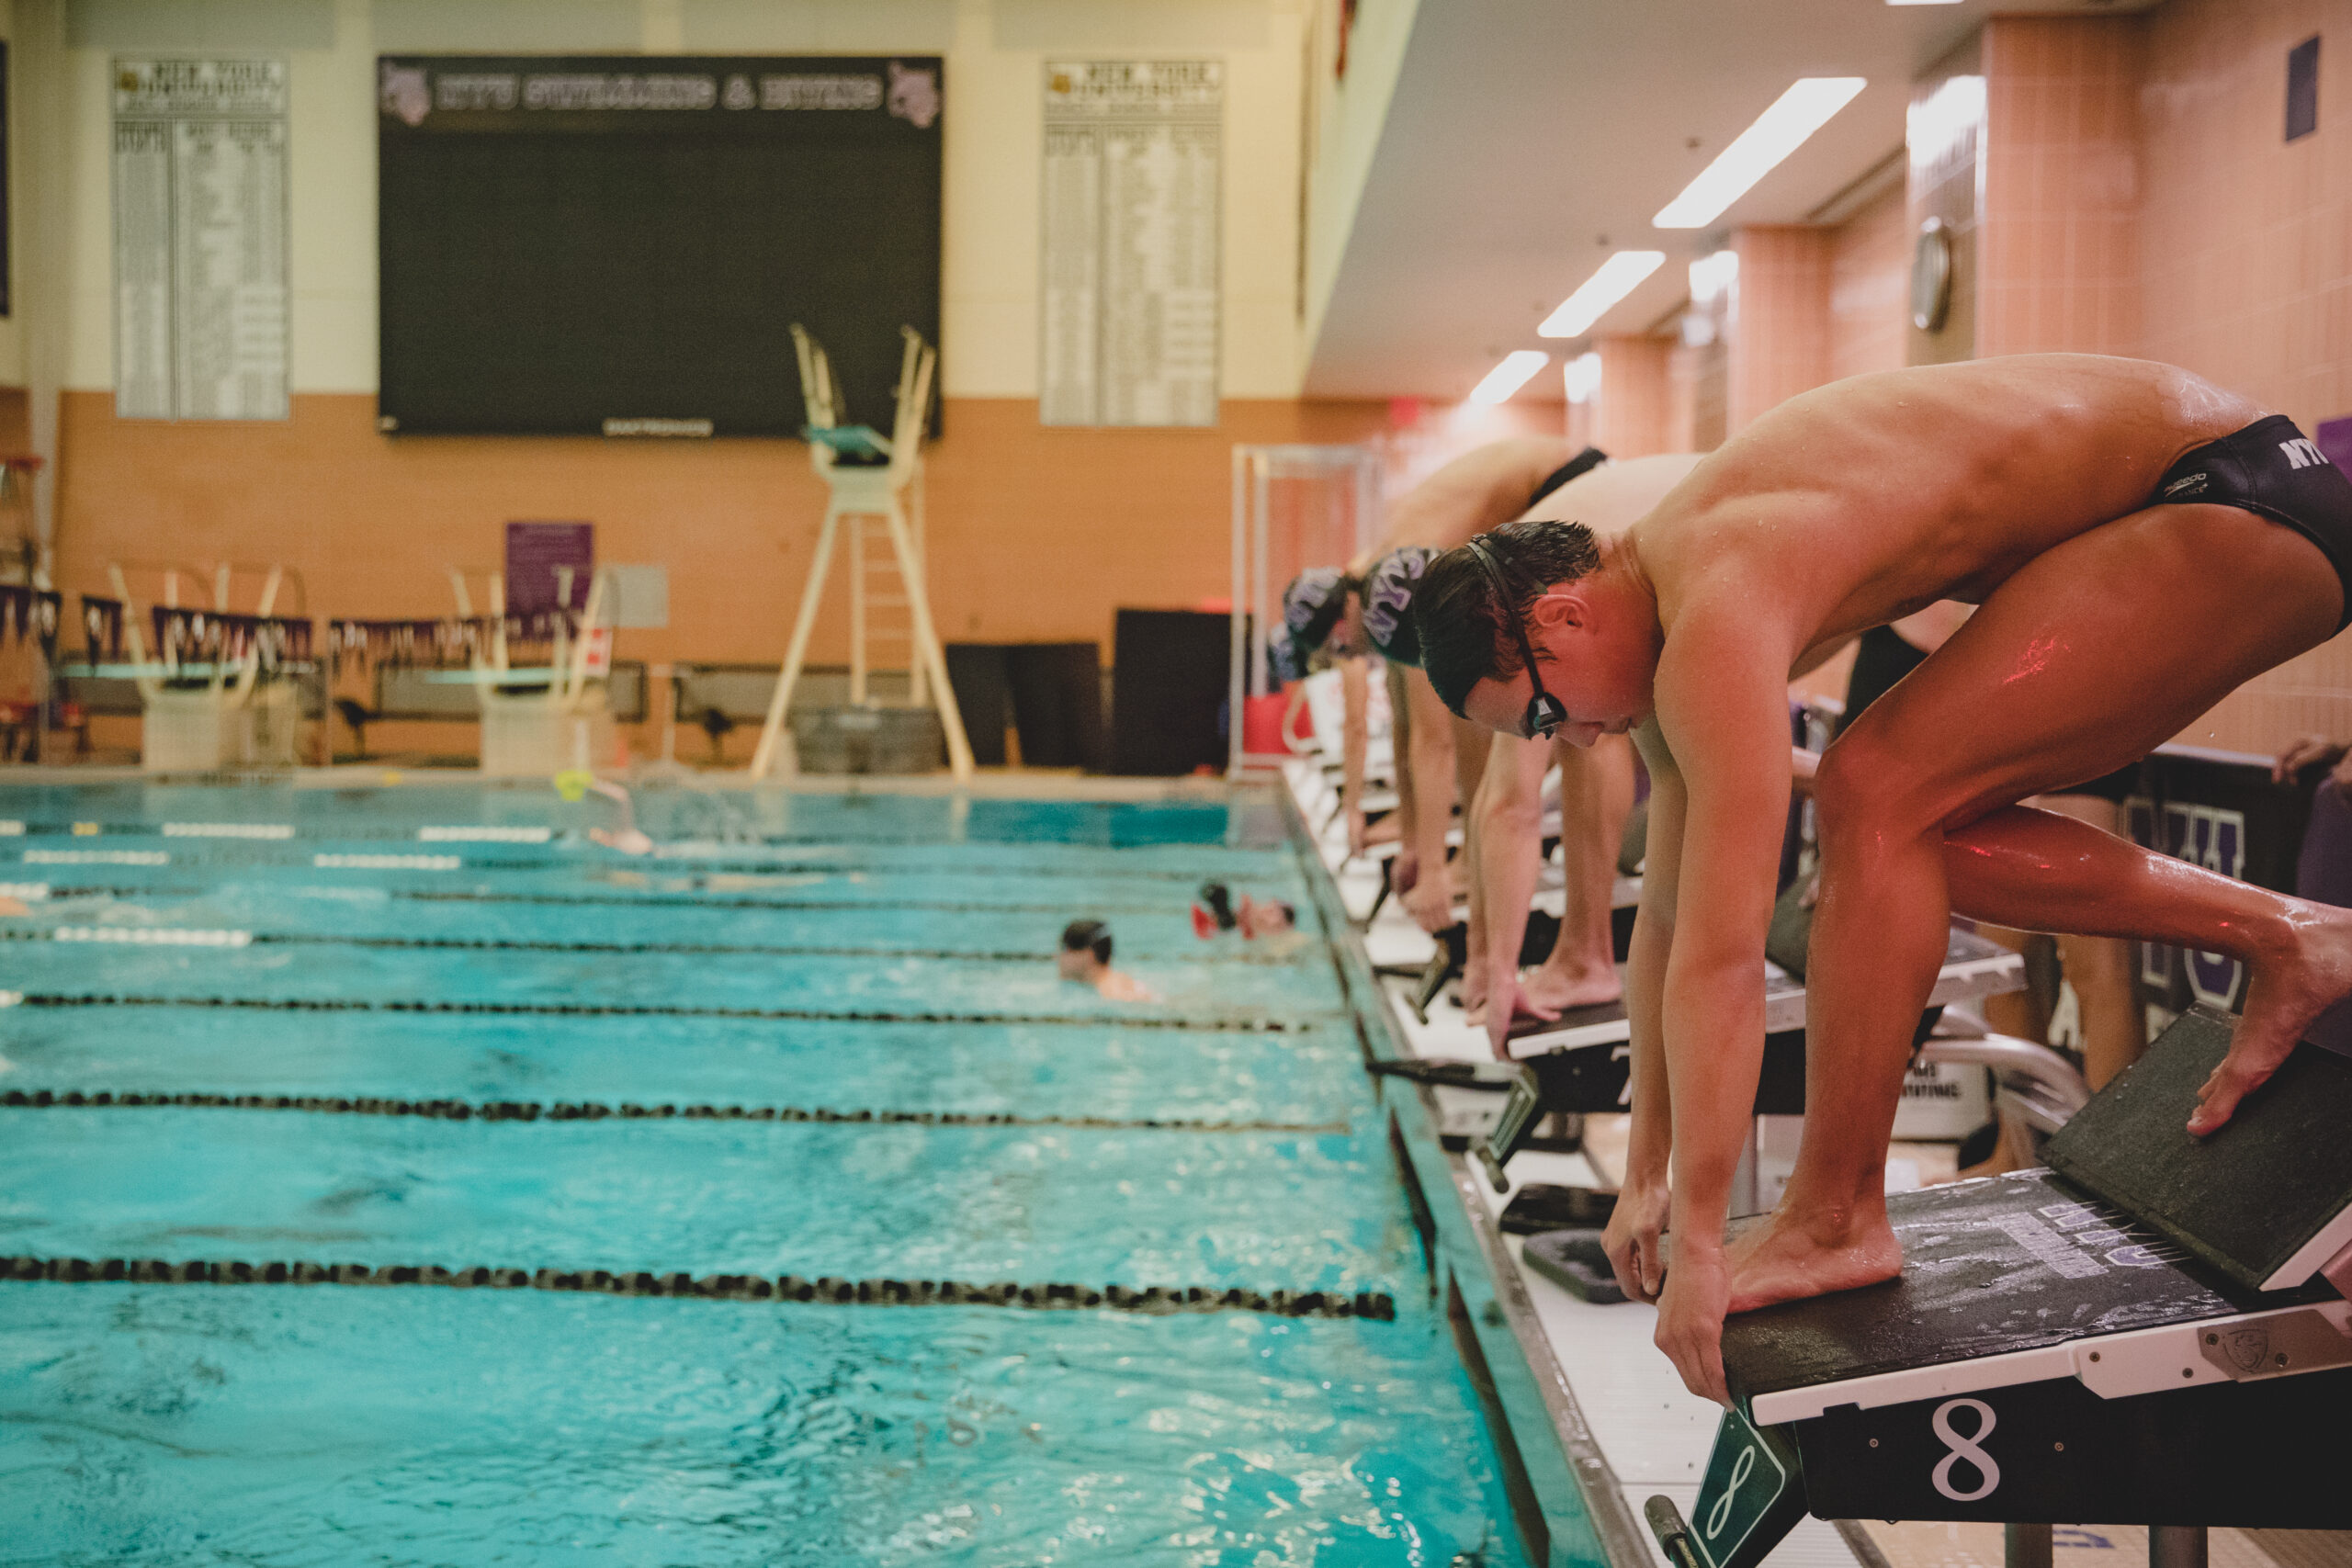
[0,1255,1396,1320]
[0,1087,1346,1134]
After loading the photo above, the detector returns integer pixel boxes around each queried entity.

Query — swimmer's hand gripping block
[2045,1003,2352,1291]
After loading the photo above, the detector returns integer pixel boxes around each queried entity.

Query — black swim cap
[1359,547,1435,667]
[1061,919,1112,963]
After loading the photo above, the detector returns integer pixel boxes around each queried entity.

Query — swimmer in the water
[1191,882,1302,949]
[1057,919,1155,1001]
[558,771,653,855]
[1415,355,2352,1404]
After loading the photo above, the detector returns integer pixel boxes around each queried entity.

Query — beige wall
[0,0,19,390]
[36,0,1315,400]
[11,0,1357,751]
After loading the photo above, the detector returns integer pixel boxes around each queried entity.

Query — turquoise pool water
[0,784,1533,1566]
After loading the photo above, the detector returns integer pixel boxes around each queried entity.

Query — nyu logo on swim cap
[1280,567,1350,644]
[1360,547,1434,667]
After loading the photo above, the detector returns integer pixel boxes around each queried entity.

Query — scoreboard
[376,56,943,438]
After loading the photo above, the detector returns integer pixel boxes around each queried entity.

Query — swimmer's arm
[1398,669,1462,931]
[1340,658,1371,855]
[1366,437,1581,561]
[1476,730,1555,1056]
[1607,717,1682,1298]
[1651,614,1797,1397]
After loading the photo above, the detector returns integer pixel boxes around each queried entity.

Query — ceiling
[1304,0,2151,400]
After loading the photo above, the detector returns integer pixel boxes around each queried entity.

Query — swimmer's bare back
[1630,355,2259,661]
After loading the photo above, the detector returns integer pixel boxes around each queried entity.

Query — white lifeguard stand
[749,325,974,782]
[446,562,617,776]
[1227,444,1385,777]
[109,559,309,772]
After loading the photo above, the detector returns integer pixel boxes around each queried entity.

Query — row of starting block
[1288,670,2352,1567]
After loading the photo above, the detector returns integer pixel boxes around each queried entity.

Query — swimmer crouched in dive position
[1412,354,2352,1404]
[1058,919,1156,1002]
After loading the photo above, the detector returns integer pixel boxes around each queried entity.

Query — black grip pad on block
[2044,1003,2352,1291]
[1521,1228,1626,1303]
[1720,1168,2290,1407]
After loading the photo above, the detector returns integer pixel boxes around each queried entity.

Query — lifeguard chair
[445,562,618,776]
[106,559,310,772]
[749,325,974,782]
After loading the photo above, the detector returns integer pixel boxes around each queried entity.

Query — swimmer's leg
[1452,707,1497,1021]
[1736,502,2345,1314]
[1523,731,1633,1012]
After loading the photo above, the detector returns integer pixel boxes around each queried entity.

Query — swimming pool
[0,781,1577,1565]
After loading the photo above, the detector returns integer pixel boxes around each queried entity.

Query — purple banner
[504,521,594,615]
[2316,414,2352,473]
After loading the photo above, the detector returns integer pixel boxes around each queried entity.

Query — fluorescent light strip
[1537,252,1667,339]
[1470,351,1551,405]
[1654,77,1867,230]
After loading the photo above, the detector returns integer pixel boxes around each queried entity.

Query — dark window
[2288,35,2320,142]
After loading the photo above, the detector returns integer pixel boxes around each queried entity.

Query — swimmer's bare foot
[1724,1203,1904,1314]
[0,897,27,917]
[2188,902,2352,1136]
[1521,964,1623,1012]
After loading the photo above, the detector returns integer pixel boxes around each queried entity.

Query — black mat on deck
[2044,1004,2352,1291]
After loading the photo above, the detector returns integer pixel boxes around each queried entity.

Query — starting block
[1657,1007,2352,1568]
[1475,924,2033,1189]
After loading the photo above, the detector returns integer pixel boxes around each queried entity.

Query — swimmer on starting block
[1275,438,1607,1014]
[1468,454,1705,1053]
[1414,354,2352,1404]
[1057,919,1155,1001]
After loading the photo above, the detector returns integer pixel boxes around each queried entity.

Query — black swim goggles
[1465,537,1569,741]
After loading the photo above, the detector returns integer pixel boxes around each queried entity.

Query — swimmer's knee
[1813,739,1955,851]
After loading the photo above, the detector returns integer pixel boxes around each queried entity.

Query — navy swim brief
[2152,413,2352,630]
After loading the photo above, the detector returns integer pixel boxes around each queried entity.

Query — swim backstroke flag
[376,55,942,438]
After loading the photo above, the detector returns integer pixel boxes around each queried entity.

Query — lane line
[11,993,1323,1032]
[0,1088,1346,1134]
[0,1255,1397,1320]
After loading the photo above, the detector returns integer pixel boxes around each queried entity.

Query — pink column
[1727,226,1832,434]
[1977,15,2144,357]
[1591,336,1672,457]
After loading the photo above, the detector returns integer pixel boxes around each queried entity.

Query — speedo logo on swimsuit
[2279,436,2329,469]
[2163,473,2210,498]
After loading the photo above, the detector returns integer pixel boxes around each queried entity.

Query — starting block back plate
[1721,1168,2278,1411]
[2045,1004,2352,1291]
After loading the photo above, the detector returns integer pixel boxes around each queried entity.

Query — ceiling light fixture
[1653,77,1867,229]
[1536,252,1667,339]
[1469,351,1551,405]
